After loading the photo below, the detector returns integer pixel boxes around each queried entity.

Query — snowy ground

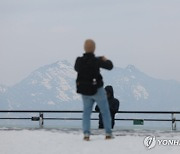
[0,128,180,154]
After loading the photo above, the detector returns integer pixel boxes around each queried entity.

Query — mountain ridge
[1,60,180,111]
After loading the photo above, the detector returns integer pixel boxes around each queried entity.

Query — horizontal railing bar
[1,117,180,122]
[0,110,180,114]
[0,110,179,130]
[44,118,86,120]
[116,119,180,121]
[118,111,180,114]
[44,118,180,121]
[0,118,31,120]
[0,110,84,113]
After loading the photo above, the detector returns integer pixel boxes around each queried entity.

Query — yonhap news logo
[144,136,180,150]
[144,136,156,149]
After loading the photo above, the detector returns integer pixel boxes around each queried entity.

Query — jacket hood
[105,85,114,98]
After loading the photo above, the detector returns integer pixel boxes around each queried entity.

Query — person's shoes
[105,134,114,140]
[83,134,90,141]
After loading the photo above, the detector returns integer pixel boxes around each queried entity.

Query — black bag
[76,57,99,95]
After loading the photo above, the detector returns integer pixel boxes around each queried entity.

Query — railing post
[39,112,44,128]
[171,113,176,131]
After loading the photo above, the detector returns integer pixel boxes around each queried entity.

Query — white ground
[0,129,179,154]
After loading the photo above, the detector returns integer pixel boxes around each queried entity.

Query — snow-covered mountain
[0,85,8,94]
[102,65,180,111]
[0,85,9,109]
[1,60,180,111]
[2,60,80,110]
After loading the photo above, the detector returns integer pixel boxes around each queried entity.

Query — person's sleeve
[74,57,81,72]
[98,57,113,70]
[95,105,100,112]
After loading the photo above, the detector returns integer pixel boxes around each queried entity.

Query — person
[95,85,120,129]
[74,39,114,141]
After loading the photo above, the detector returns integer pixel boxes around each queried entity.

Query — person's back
[96,85,120,129]
[105,85,119,116]
[74,39,114,141]
[75,54,113,95]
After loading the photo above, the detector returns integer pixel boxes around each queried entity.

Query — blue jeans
[81,87,112,135]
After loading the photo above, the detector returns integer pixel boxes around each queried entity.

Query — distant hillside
[1,60,180,111]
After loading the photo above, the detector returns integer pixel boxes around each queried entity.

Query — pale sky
[0,0,180,86]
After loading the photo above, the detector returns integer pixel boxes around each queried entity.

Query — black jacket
[74,53,113,88]
[95,85,120,114]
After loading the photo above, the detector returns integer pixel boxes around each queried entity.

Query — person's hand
[101,56,108,61]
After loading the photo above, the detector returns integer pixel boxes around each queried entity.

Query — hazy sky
[0,0,180,86]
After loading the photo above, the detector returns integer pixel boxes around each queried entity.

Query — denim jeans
[81,87,112,135]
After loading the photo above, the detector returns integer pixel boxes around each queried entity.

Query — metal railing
[0,110,180,130]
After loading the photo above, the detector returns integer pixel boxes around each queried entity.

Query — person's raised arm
[98,56,113,70]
